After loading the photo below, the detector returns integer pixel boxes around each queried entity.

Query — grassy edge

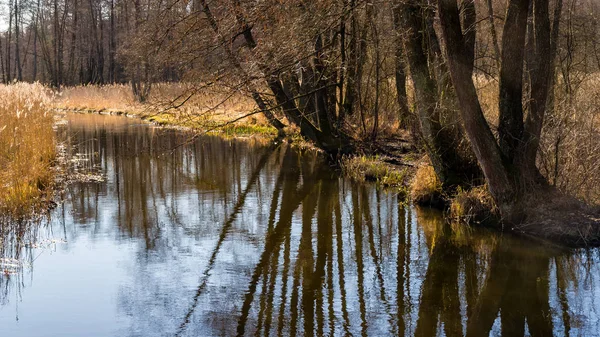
[340,155,414,198]
[59,108,421,198]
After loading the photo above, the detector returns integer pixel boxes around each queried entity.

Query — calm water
[1,114,600,337]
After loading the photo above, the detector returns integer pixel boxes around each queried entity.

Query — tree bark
[497,0,530,163]
[199,0,286,134]
[14,0,22,81]
[485,0,502,70]
[401,0,481,189]
[392,2,412,128]
[437,0,516,210]
[521,0,563,178]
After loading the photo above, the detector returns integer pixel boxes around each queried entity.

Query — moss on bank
[341,155,412,196]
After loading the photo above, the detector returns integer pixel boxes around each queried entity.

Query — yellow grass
[55,83,268,127]
[410,164,443,205]
[0,83,56,216]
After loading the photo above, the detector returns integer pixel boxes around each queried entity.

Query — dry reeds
[449,185,498,225]
[55,82,264,126]
[410,164,443,206]
[0,83,55,216]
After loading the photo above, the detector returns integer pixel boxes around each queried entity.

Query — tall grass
[0,83,55,216]
[55,83,263,125]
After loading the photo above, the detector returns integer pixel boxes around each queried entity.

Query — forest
[1,0,600,243]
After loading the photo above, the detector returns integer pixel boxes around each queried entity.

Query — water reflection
[0,114,599,336]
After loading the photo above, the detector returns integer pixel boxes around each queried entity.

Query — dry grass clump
[341,155,409,193]
[449,185,498,226]
[0,83,56,216]
[410,164,443,206]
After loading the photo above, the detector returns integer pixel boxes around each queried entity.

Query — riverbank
[54,84,419,195]
[21,83,600,248]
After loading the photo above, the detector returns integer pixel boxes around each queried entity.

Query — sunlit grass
[341,155,409,195]
[410,164,443,205]
[0,83,55,216]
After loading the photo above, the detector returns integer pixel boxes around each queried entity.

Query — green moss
[341,155,409,196]
[145,113,277,137]
[219,124,278,137]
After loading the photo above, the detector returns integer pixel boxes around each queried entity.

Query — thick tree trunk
[400,0,481,189]
[521,0,563,178]
[314,35,334,136]
[461,0,476,71]
[497,0,529,163]
[437,0,563,223]
[437,0,517,213]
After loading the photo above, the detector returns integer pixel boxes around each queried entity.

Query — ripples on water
[0,114,599,336]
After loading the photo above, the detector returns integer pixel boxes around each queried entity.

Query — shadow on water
[1,114,599,336]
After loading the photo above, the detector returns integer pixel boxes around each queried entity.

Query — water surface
[1,114,599,336]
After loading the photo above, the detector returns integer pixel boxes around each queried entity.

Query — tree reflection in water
[1,114,599,337]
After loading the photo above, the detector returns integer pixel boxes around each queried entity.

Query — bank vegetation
[0,83,55,217]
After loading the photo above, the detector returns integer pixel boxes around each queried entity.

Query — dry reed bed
[0,83,56,216]
[54,83,266,127]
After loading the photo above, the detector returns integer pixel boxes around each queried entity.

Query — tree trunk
[437,0,563,222]
[199,0,286,134]
[392,3,412,128]
[485,0,502,70]
[437,0,517,212]
[68,0,78,85]
[33,0,40,81]
[14,0,22,81]
[0,34,5,83]
[7,0,13,82]
[497,0,529,163]
[400,0,481,189]
[521,0,563,178]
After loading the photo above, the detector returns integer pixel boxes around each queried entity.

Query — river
[0,114,599,336]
